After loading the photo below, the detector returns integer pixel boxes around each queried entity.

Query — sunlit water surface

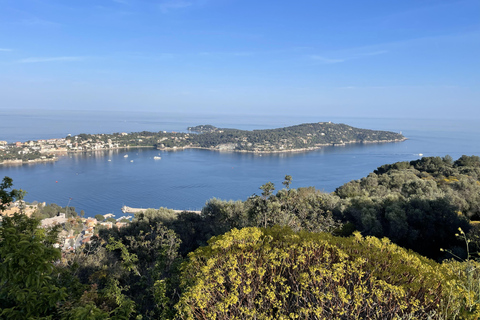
[1,110,479,217]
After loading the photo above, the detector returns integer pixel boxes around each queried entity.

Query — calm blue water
[1,109,479,217]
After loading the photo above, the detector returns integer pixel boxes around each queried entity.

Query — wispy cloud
[21,18,60,27]
[315,29,480,62]
[309,55,345,64]
[194,30,263,41]
[335,84,465,90]
[292,46,313,52]
[361,50,389,57]
[159,0,193,13]
[199,51,254,57]
[232,52,254,57]
[309,50,388,64]
[0,48,13,52]
[17,56,87,63]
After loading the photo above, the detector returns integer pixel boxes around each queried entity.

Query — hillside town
[0,130,183,164]
[0,135,125,164]
[0,200,131,251]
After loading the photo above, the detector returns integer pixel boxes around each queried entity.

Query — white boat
[418,153,423,157]
[154,156,162,160]
[124,154,128,158]
[108,159,112,162]
[130,160,134,162]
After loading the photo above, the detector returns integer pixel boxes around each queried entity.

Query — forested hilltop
[3,155,480,319]
[181,122,405,152]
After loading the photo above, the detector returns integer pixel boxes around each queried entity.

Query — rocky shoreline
[157,137,407,154]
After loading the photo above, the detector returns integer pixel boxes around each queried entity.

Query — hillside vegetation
[69,122,405,153]
[176,227,468,319]
[180,122,405,152]
[2,155,480,319]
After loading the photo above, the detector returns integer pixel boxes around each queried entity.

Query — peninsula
[182,122,405,152]
[0,122,405,164]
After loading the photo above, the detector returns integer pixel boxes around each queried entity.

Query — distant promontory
[0,122,406,164]
[180,122,406,153]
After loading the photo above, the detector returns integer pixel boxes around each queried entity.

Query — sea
[1,109,479,218]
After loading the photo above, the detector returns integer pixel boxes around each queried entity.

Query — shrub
[175,227,455,319]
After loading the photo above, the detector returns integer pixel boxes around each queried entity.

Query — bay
[1,109,479,217]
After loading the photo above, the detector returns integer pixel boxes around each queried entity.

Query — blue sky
[0,0,479,118]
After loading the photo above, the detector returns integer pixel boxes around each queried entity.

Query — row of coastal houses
[41,214,130,251]
[0,135,127,162]
[8,137,122,153]
[80,218,129,247]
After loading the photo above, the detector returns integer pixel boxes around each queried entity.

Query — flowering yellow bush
[175,227,461,319]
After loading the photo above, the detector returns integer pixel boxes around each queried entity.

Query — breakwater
[121,206,201,214]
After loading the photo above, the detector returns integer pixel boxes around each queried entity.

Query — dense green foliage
[187,125,217,133]
[0,214,66,319]
[3,155,480,319]
[66,220,183,319]
[138,154,480,261]
[0,177,24,212]
[164,122,405,152]
[31,203,79,220]
[131,180,342,256]
[335,155,480,259]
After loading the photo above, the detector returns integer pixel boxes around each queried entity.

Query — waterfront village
[0,131,169,164]
[0,200,133,251]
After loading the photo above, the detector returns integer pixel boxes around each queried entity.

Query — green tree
[259,181,275,199]
[201,198,248,236]
[0,214,66,319]
[0,178,65,318]
[282,174,292,190]
[0,176,24,213]
[248,182,277,228]
[0,178,90,319]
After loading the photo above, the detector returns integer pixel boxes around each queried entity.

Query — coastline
[0,146,156,165]
[121,205,201,214]
[0,157,58,166]
[58,145,153,154]
[0,138,407,166]
[157,137,407,154]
